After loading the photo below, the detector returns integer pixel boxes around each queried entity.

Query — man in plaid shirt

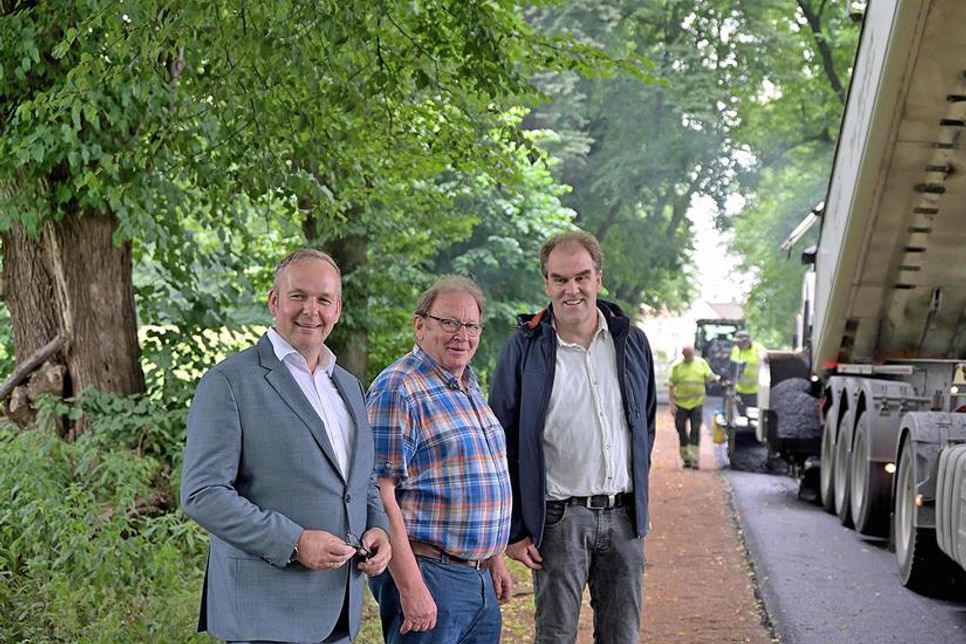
[366,275,513,643]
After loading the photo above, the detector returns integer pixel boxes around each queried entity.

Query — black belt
[549,492,632,510]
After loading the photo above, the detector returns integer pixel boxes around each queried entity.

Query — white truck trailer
[762,0,966,595]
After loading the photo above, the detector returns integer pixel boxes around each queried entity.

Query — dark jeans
[534,501,644,643]
[674,405,703,447]
[368,557,501,644]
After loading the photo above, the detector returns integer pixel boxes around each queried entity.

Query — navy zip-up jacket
[488,299,657,546]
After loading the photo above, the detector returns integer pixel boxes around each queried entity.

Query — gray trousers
[534,501,645,643]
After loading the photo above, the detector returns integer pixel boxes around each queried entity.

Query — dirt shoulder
[498,405,776,643]
[626,406,776,643]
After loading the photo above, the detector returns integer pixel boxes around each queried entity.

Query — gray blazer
[180,335,388,642]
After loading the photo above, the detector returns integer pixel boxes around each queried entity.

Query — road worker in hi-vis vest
[728,330,767,413]
[668,346,719,469]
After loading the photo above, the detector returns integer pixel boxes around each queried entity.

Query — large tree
[524,1,752,312]
[723,0,859,345]
[1,1,612,419]
[524,1,859,341]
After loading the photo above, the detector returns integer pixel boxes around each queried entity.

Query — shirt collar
[267,327,336,376]
[554,308,609,348]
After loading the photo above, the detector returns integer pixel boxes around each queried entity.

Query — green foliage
[526,1,860,341]
[1,0,610,388]
[526,1,736,313]
[721,0,860,343]
[732,148,830,348]
[429,147,576,387]
[0,397,206,641]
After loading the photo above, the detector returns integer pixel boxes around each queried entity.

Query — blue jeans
[368,557,502,644]
[534,502,645,643]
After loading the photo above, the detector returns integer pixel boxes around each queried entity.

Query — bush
[0,399,207,641]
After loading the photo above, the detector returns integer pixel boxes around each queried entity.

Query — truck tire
[833,408,854,528]
[819,405,838,513]
[936,445,966,569]
[848,411,890,536]
[895,436,955,595]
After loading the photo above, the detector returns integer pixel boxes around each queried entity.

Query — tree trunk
[323,233,369,383]
[1,214,145,435]
[302,212,369,383]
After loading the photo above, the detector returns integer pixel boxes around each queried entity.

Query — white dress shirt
[267,328,354,477]
[543,311,632,499]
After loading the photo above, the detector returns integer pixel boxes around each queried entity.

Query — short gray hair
[414,275,486,318]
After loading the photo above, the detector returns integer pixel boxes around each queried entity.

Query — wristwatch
[288,541,300,564]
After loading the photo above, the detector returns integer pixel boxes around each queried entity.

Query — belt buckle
[585,494,615,510]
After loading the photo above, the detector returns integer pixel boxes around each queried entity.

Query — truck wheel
[833,408,854,528]
[895,436,948,594]
[849,412,890,536]
[819,406,837,513]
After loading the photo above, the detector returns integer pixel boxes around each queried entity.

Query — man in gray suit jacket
[181,249,391,643]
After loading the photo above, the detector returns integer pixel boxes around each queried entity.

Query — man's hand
[505,537,543,570]
[295,530,356,570]
[399,576,437,634]
[489,554,514,604]
[357,528,391,576]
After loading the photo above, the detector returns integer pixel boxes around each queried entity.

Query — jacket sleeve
[180,368,302,567]
[635,328,658,467]
[354,378,390,536]
[646,345,657,465]
[488,333,529,544]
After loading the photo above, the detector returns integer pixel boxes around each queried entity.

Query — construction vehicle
[714,360,762,470]
[694,318,744,395]
[693,317,769,469]
[760,0,966,595]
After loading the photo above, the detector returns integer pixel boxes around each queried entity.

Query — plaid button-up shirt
[367,347,511,560]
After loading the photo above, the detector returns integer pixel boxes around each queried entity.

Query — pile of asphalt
[771,378,821,439]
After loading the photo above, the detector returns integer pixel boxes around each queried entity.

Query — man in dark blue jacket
[489,230,656,643]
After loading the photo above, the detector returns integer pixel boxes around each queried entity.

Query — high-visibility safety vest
[669,356,714,409]
[729,341,766,394]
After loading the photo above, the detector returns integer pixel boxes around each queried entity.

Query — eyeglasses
[346,532,372,560]
[423,314,485,337]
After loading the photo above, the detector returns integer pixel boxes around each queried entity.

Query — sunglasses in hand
[345,532,373,560]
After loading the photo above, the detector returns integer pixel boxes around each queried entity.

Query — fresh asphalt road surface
[726,470,966,643]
